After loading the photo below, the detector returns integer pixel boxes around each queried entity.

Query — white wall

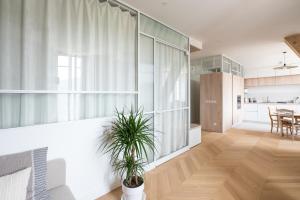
[0,118,119,200]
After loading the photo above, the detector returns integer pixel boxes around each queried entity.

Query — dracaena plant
[100,108,155,187]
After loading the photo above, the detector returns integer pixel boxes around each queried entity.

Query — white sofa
[47,159,75,200]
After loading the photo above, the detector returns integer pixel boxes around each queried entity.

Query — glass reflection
[57,55,82,91]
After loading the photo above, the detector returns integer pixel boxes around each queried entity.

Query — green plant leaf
[99,107,156,187]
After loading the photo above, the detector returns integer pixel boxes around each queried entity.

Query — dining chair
[289,111,300,139]
[276,109,300,140]
[268,107,279,133]
[276,109,293,137]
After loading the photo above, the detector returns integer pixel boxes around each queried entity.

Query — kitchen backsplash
[245,85,300,103]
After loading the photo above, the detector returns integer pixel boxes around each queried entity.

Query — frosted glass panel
[0,94,136,129]
[191,55,243,76]
[139,35,154,112]
[140,14,188,50]
[155,110,188,159]
[155,43,188,110]
[222,57,231,73]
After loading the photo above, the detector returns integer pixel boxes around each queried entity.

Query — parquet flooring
[97,128,300,200]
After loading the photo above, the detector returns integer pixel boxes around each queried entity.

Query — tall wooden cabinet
[232,75,244,125]
[200,72,244,133]
[200,73,231,132]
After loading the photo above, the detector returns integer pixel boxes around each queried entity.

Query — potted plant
[100,108,155,200]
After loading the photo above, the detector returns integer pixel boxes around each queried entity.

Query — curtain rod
[99,0,137,16]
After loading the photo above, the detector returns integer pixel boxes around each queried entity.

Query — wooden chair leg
[271,121,273,133]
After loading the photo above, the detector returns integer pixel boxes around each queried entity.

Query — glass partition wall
[139,14,190,163]
[191,55,244,76]
[0,0,190,166]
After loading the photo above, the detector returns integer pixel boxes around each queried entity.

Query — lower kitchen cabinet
[244,103,300,123]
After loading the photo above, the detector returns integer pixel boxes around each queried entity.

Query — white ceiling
[122,0,300,69]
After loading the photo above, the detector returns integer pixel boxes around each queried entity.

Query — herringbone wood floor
[97,128,300,200]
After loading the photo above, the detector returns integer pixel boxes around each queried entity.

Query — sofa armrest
[47,158,66,190]
[48,185,75,200]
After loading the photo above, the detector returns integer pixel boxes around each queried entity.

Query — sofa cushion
[0,167,31,200]
[0,148,49,200]
[48,185,75,200]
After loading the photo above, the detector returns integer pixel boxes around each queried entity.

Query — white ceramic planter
[121,180,144,200]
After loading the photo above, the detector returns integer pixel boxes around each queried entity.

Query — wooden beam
[190,45,201,52]
[190,37,202,53]
[285,34,300,57]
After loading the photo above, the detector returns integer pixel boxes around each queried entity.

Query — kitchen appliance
[237,95,241,109]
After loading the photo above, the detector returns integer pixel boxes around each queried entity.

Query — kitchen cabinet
[243,104,258,121]
[290,75,300,84]
[232,75,244,125]
[244,110,258,121]
[223,73,233,130]
[276,75,300,85]
[257,104,269,123]
[245,78,258,87]
[244,103,300,123]
[258,77,275,86]
[245,74,300,88]
[244,104,258,112]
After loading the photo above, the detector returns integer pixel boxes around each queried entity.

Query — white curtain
[155,43,188,158]
[0,0,137,128]
[156,43,188,110]
[155,110,188,159]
